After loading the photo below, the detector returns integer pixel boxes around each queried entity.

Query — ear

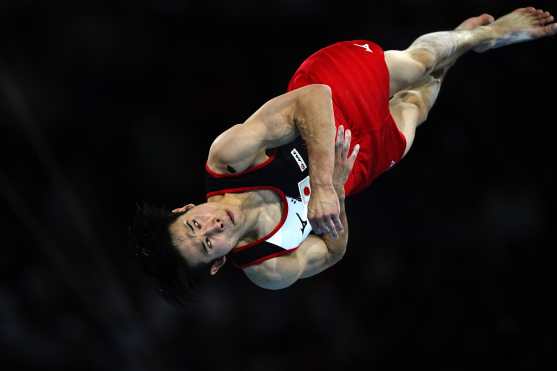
[172,203,195,213]
[209,256,227,276]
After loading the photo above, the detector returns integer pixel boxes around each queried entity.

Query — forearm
[295,85,336,187]
[321,190,348,259]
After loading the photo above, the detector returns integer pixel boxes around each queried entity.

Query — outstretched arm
[207,84,342,237]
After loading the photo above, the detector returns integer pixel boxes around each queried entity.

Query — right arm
[245,197,348,290]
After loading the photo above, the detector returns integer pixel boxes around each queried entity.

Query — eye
[206,238,212,248]
[193,220,200,228]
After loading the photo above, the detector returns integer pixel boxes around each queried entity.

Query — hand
[332,125,359,193]
[308,184,342,238]
[307,126,359,238]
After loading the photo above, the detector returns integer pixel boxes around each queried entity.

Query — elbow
[298,84,331,103]
[294,84,333,123]
[324,234,348,263]
[247,267,299,291]
[261,282,292,291]
[328,245,347,266]
[308,83,331,96]
[255,277,296,291]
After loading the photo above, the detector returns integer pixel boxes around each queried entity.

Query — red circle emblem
[303,187,311,196]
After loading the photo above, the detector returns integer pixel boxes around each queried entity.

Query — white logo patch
[291,148,307,172]
[297,176,311,205]
[265,195,312,249]
[354,43,373,53]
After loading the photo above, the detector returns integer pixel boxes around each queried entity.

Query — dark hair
[129,202,208,306]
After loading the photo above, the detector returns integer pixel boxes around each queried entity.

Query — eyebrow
[186,220,208,255]
[185,221,194,237]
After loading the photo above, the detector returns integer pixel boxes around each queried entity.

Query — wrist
[334,186,345,200]
[311,180,334,189]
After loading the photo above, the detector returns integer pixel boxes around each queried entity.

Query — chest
[239,183,313,249]
[248,179,314,247]
[253,189,283,232]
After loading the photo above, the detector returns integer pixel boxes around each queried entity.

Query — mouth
[225,209,235,225]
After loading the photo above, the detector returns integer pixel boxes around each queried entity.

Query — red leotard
[287,40,407,196]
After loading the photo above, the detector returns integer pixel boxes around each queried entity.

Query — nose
[204,217,224,234]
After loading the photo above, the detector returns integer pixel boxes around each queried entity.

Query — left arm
[244,126,359,290]
[292,84,336,191]
[244,199,348,290]
[292,84,343,237]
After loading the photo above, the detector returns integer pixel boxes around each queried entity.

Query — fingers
[310,219,328,236]
[310,216,331,235]
[336,125,344,147]
[312,217,342,239]
[326,217,338,239]
[309,210,345,239]
[349,144,360,166]
[336,125,345,160]
[336,125,352,158]
[310,221,321,234]
[331,214,343,238]
[343,129,351,158]
[335,125,360,170]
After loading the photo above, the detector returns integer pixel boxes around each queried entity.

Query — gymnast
[131,7,556,304]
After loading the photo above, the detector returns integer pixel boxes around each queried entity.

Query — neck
[208,192,265,243]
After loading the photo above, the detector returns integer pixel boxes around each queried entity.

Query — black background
[1,1,555,370]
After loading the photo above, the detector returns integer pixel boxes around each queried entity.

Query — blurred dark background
[1,1,555,370]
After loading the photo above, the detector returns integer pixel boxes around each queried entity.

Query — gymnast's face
[168,203,241,274]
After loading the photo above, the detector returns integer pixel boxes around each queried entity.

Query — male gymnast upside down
[131,7,556,304]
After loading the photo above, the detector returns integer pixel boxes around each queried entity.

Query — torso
[206,154,285,248]
[206,133,312,273]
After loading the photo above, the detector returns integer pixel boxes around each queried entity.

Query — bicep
[246,234,342,290]
[208,85,327,170]
[293,234,343,279]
